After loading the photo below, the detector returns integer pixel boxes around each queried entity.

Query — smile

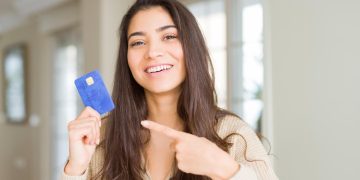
[145,64,173,73]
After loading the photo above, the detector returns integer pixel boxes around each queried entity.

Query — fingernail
[141,120,149,127]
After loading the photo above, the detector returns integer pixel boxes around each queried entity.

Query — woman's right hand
[64,107,101,175]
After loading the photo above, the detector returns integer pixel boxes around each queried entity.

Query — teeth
[146,65,173,73]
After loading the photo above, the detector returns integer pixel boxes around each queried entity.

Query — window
[185,0,264,132]
[242,0,264,131]
[186,0,227,108]
[2,45,27,123]
[51,28,82,180]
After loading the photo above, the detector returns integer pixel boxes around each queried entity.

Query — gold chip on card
[86,77,94,86]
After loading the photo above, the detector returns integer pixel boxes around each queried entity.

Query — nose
[146,40,164,60]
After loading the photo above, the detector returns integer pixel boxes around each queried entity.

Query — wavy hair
[99,0,238,179]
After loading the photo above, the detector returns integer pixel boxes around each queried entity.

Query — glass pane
[4,47,26,122]
[51,31,81,180]
[242,3,264,130]
[187,0,227,109]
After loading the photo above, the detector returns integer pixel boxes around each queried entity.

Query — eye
[130,41,145,47]
[163,34,177,41]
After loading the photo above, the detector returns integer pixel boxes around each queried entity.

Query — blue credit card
[74,70,115,115]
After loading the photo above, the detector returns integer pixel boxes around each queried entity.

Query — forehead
[128,6,175,34]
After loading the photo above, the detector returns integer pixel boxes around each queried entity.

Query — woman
[62,0,278,179]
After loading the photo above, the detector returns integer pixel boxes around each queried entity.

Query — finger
[69,119,98,145]
[70,116,98,126]
[82,118,98,145]
[84,117,99,145]
[72,107,101,127]
[69,126,95,144]
[69,118,99,143]
[87,125,97,145]
[94,117,100,144]
[169,141,177,152]
[77,106,101,121]
[141,120,185,140]
[82,127,95,145]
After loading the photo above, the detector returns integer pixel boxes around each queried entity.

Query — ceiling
[0,0,244,34]
[0,0,68,34]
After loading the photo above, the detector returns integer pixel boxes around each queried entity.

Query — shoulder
[216,114,268,160]
[215,114,262,147]
[215,115,278,179]
[215,114,249,139]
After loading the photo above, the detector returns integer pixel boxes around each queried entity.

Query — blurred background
[0,0,359,179]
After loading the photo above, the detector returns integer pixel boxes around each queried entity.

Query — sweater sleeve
[60,143,105,180]
[60,145,104,180]
[60,158,89,180]
[217,116,279,180]
[61,168,88,180]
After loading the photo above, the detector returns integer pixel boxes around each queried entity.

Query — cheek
[127,51,141,74]
[168,43,186,80]
[173,46,185,72]
[168,42,184,64]
[176,49,184,62]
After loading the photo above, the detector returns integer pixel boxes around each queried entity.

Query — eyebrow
[128,25,177,39]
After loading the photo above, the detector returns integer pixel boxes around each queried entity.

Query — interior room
[0,0,359,179]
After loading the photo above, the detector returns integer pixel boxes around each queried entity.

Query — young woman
[62,0,278,179]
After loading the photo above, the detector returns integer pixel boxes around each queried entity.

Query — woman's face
[127,6,186,95]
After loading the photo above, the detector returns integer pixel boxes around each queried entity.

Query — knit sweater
[61,115,278,180]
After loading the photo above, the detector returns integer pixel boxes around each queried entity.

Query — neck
[145,89,183,131]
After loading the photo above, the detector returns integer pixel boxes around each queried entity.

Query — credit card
[74,70,115,115]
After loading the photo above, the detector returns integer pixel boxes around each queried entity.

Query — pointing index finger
[78,106,101,120]
[141,120,185,140]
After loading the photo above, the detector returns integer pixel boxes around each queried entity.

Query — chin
[144,83,182,95]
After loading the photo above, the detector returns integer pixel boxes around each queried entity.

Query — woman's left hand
[141,120,240,180]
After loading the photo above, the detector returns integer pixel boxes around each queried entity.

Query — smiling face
[127,6,186,95]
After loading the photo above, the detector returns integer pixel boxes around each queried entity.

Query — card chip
[86,77,94,86]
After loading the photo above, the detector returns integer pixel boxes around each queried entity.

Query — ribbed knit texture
[62,115,278,180]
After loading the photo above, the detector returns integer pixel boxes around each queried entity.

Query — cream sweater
[62,115,278,180]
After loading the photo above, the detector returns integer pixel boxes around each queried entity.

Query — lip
[144,63,174,73]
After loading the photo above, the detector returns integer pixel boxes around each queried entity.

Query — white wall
[266,0,360,179]
[0,19,43,180]
[80,0,133,90]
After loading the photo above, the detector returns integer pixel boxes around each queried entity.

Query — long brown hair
[100,0,237,179]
